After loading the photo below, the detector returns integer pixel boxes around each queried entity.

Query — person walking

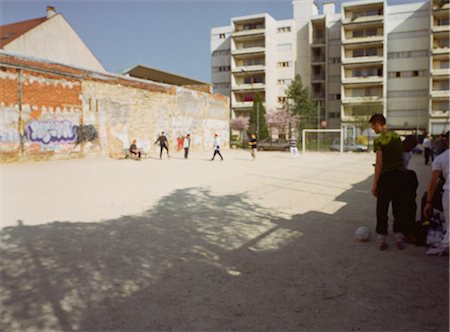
[369,113,416,251]
[423,133,433,165]
[248,134,257,160]
[423,131,449,256]
[211,133,223,161]
[289,137,299,158]
[184,133,191,159]
[155,131,170,159]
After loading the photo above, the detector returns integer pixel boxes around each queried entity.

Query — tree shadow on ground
[1,178,448,331]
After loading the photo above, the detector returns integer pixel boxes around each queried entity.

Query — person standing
[423,131,449,256]
[211,133,223,161]
[289,137,299,158]
[155,131,170,159]
[248,134,257,160]
[423,133,433,165]
[177,133,183,152]
[369,113,413,251]
[183,133,191,159]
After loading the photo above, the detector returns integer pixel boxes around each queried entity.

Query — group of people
[370,113,449,255]
[129,132,223,161]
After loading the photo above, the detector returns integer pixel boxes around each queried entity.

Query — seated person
[129,139,141,159]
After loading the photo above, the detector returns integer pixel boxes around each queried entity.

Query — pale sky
[0,0,425,82]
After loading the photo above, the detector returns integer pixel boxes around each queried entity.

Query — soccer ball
[355,226,371,242]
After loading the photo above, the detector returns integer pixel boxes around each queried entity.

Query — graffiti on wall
[26,120,77,144]
[74,124,98,145]
[26,121,99,145]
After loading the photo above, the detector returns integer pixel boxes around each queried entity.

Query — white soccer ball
[355,226,371,242]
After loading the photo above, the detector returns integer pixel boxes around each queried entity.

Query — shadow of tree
[1,178,448,331]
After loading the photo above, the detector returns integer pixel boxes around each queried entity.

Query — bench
[124,148,148,160]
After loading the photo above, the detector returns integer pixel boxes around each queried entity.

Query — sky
[0,0,425,83]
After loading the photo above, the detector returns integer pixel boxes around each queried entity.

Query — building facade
[211,0,450,135]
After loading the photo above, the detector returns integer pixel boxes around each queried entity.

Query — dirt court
[1,150,448,331]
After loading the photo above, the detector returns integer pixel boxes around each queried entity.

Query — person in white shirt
[211,133,223,161]
[424,131,449,255]
[423,134,433,165]
[183,134,191,159]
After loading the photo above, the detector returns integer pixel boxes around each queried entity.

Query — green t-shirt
[373,131,404,173]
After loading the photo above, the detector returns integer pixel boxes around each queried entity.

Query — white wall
[4,14,105,72]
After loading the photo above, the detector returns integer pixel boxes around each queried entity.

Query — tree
[247,93,269,140]
[285,75,317,130]
[266,109,299,137]
[230,116,249,132]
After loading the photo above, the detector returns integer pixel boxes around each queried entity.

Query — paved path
[0,150,448,331]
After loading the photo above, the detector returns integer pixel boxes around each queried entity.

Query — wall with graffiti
[0,54,229,162]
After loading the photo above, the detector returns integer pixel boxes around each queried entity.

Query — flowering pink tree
[230,116,249,144]
[266,110,299,136]
[230,116,249,131]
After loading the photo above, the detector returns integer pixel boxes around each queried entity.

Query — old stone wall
[0,53,229,162]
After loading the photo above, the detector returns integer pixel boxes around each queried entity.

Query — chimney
[323,2,336,15]
[46,6,56,18]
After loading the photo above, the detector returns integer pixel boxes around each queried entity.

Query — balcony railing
[232,65,265,73]
[311,55,326,63]
[312,37,325,44]
[342,15,383,25]
[431,68,450,76]
[342,76,383,84]
[232,28,265,38]
[232,101,254,109]
[342,55,384,64]
[232,82,265,91]
[231,47,265,56]
[342,35,384,45]
[311,74,326,81]
[342,96,383,104]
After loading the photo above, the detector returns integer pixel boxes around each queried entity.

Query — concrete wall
[0,53,229,162]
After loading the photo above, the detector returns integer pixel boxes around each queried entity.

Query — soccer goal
[302,129,344,154]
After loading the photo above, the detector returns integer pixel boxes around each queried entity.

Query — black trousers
[184,147,189,159]
[376,170,418,235]
[212,148,223,160]
[424,147,432,164]
[160,145,169,158]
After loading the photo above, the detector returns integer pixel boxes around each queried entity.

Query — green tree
[285,75,317,130]
[247,93,269,140]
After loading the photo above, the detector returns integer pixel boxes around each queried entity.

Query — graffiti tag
[27,120,77,144]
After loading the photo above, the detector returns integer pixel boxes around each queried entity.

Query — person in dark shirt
[155,131,170,159]
[129,139,141,159]
[248,134,257,160]
[370,113,417,251]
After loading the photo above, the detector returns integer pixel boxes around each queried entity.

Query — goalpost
[302,128,344,154]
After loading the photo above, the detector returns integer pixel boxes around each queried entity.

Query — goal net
[302,129,344,153]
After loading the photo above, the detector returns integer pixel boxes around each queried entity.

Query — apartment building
[211,0,450,135]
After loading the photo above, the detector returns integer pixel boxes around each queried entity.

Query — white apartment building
[211,0,450,135]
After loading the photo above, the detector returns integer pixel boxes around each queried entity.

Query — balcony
[232,82,265,91]
[231,47,265,56]
[342,55,383,64]
[342,95,383,104]
[433,0,450,12]
[342,76,383,85]
[312,93,326,100]
[232,65,265,73]
[311,55,326,64]
[432,67,450,76]
[431,109,449,117]
[342,35,383,45]
[311,73,326,82]
[431,45,450,55]
[342,15,383,26]
[232,101,253,110]
[232,28,265,38]
[312,37,325,45]
[432,24,450,33]
[431,89,450,99]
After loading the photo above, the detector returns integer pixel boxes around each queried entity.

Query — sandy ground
[0,150,448,331]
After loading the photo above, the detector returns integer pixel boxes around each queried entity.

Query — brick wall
[0,53,230,162]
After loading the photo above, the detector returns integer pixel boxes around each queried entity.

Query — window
[219,33,226,39]
[277,79,292,85]
[278,26,291,33]
[277,61,291,68]
[330,57,341,64]
[213,66,231,73]
[441,61,450,69]
[278,96,287,103]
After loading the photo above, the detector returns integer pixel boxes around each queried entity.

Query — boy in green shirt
[370,113,412,250]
